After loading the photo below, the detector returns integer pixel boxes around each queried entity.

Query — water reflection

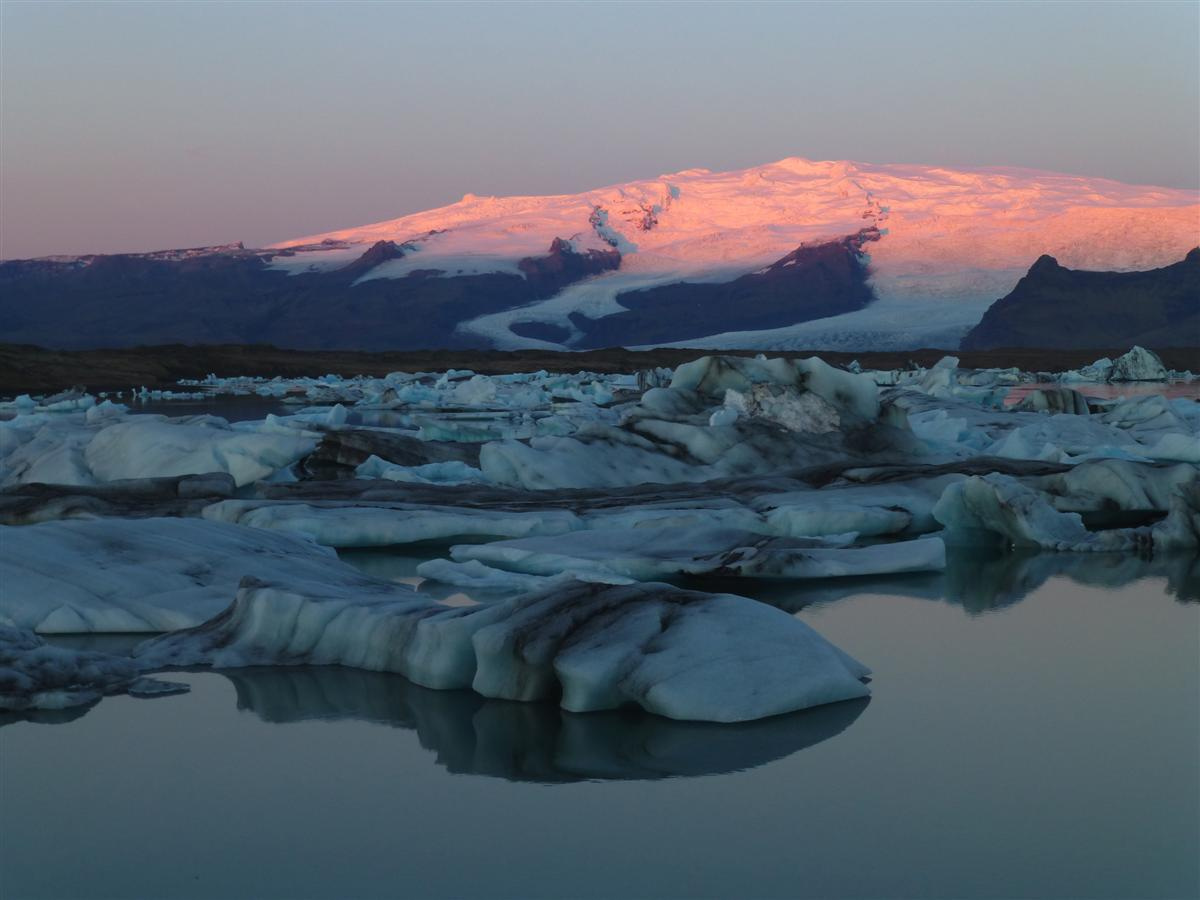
[706,549,1200,615]
[224,666,868,783]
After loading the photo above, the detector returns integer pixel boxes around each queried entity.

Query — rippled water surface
[3,565,1196,900]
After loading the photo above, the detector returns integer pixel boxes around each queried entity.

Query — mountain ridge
[2,157,1195,351]
[962,248,1200,350]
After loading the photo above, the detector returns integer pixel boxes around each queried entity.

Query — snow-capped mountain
[2,158,1196,351]
[270,157,1198,350]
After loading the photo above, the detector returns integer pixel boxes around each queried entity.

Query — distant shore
[2,342,1197,397]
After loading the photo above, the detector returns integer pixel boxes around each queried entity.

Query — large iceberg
[135,576,871,723]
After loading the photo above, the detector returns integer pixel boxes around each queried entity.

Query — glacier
[273,157,1199,351]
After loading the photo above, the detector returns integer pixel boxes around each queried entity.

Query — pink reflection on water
[1004,381,1200,406]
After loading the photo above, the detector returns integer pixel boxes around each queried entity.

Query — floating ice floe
[134,576,871,723]
[934,475,1199,552]
[1,409,316,487]
[887,386,1199,464]
[426,528,946,584]
[0,473,236,525]
[476,356,913,490]
[0,627,186,711]
[0,518,378,632]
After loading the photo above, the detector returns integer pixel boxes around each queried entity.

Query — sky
[2,0,1197,259]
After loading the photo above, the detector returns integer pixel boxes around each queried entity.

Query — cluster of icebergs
[2,347,1197,721]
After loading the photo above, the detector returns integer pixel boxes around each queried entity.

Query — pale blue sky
[2,0,1197,258]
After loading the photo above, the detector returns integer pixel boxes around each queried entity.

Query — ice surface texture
[0,518,375,633]
[1,408,315,487]
[0,627,185,711]
[3,352,1198,724]
[135,576,870,723]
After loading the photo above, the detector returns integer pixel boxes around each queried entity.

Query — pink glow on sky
[1,1,1197,259]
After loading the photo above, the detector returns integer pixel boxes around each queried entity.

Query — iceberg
[1,409,316,487]
[0,627,186,711]
[1109,346,1168,382]
[135,576,871,723]
[932,473,1199,552]
[0,518,375,633]
[428,527,946,583]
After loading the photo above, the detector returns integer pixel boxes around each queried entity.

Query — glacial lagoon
[3,563,1196,900]
[3,353,1199,898]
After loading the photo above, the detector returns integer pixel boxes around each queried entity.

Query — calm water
[2,566,1197,900]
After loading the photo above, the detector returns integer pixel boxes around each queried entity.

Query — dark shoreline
[2,342,1197,397]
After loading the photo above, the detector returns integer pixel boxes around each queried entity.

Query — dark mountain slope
[961,249,1200,350]
[0,241,620,351]
[569,229,881,349]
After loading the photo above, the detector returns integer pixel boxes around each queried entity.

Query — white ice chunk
[441,527,946,582]
[134,576,871,723]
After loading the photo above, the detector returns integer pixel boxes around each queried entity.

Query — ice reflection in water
[223,668,869,783]
[721,546,1200,615]
[4,558,1197,900]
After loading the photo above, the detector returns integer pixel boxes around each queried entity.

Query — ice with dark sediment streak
[0,626,186,711]
[1108,346,1169,383]
[934,476,1200,552]
[476,355,912,490]
[3,351,1198,724]
[888,386,1199,463]
[134,576,871,723]
[0,472,236,526]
